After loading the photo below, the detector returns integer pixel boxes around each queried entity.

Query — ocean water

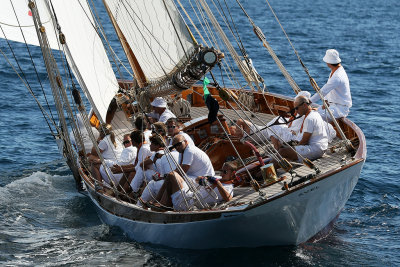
[1,0,400,266]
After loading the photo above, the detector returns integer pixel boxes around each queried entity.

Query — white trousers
[130,168,156,193]
[317,104,350,121]
[100,164,123,185]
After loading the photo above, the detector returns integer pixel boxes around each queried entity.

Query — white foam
[0,171,70,204]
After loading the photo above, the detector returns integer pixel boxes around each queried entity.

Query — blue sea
[1,0,399,265]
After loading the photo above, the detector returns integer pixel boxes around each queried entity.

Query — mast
[28,1,81,188]
[102,0,147,88]
[101,0,221,98]
[26,0,122,189]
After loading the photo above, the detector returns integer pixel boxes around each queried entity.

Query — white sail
[0,1,119,121]
[0,0,59,49]
[104,0,195,82]
[47,0,119,121]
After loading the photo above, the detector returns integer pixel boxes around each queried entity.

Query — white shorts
[140,180,164,203]
[295,145,325,162]
[103,159,116,167]
[171,182,194,211]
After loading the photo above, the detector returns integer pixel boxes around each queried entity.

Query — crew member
[310,49,352,121]
[148,97,176,123]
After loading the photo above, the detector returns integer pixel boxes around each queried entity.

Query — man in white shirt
[229,92,313,145]
[117,134,138,166]
[89,124,122,184]
[139,135,180,204]
[101,134,137,185]
[130,133,165,194]
[270,91,337,149]
[148,97,176,123]
[134,116,152,143]
[173,134,215,179]
[143,134,214,207]
[310,49,352,121]
[166,118,194,146]
[232,91,336,149]
[276,95,328,165]
[112,130,151,195]
[152,161,236,211]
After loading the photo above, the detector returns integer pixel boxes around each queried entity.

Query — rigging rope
[189,0,247,90]
[197,0,259,92]
[118,0,182,78]
[262,0,350,147]
[235,0,301,94]
[0,46,59,135]
[180,0,244,91]
[212,0,265,89]
[162,0,190,62]
[9,0,57,123]
[176,0,209,46]
[86,0,132,79]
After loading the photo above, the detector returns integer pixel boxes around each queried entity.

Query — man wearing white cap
[148,97,176,123]
[310,49,352,121]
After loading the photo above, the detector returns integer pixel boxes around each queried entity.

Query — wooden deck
[222,137,352,209]
[189,106,355,210]
[191,106,276,124]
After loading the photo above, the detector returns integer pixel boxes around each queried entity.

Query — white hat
[295,91,311,103]
[151,97,167,108]
[323,49,341,64]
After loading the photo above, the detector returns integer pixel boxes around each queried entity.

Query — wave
[0,170,79,206]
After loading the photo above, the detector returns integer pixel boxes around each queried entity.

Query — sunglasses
[167,125,176,129]
[123,140,131,145]
[173,141,183,148]
[294,102,304,111]
[221,169,231,174]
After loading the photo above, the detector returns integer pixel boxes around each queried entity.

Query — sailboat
[0,0,366,249]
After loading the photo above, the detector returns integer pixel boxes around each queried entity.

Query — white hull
[87,160,363,249]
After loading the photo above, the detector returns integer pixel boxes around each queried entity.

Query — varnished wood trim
[342,117,367,159]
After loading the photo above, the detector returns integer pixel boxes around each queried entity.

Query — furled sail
[103,0,196,82]
[0,0,58,49]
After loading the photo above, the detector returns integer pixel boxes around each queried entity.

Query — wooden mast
[102,1,147,88]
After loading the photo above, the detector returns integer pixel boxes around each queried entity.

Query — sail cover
[104,0,195,82]
[49,0,119,121]
[0,1,58,49]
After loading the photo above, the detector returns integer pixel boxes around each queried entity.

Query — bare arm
[236,119,252,134]
[178,164,190,176]
[111,163,135,173]
[298,132,312,146]
[270,135,281,150]
[141,157,153,170]
[214,181,233,202]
